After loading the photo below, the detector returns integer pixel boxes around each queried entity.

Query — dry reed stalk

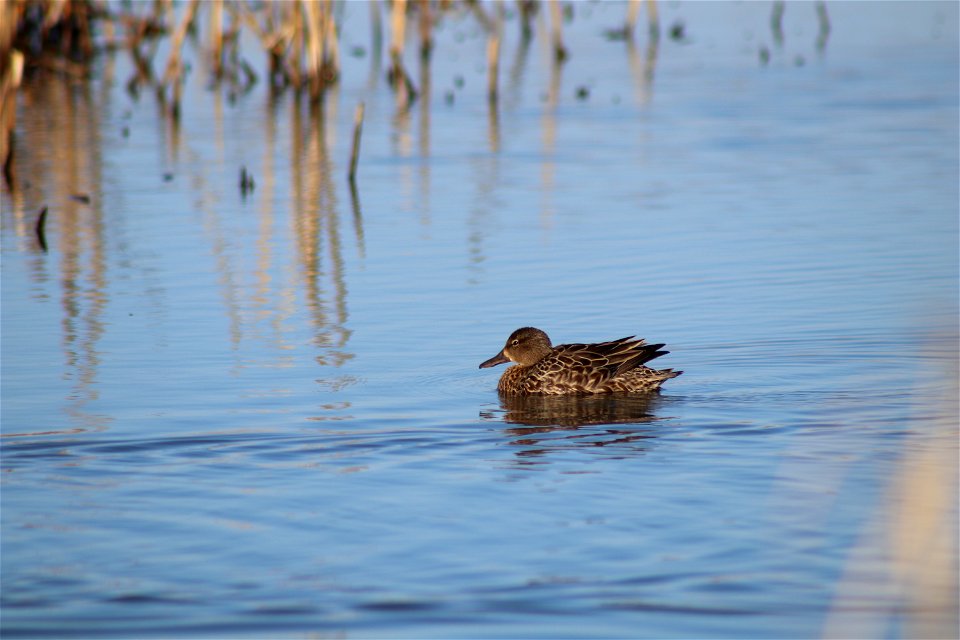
[285,2,304,88]
[0,1,20,53]
[302,0,325,97]
[518,0,536,42]
[208,0,224,76]
[468,1,494,32]
[625,0,640,37]
[388,0,416,106]
[417,0,432,60]
[646,0,660,40]
[348,102,365,184]
[389,0,407,70]
[548,0,567,62]
[322,0,339,82]
[161,0,198,86]
[159,0,198,119]
[0,0,23,184]
[486,1,504,103]
[236,2,287,89]
[0,50,22,183]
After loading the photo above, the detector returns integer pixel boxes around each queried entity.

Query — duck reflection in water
[480,392,667,460]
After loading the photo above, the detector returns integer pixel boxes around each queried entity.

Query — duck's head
[479,327,553,368]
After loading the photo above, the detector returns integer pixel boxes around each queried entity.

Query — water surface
[2,2,958,638]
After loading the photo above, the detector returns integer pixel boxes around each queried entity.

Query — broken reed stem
[625,0,640,37]
[161,0,199,88]
[348,102,365,184]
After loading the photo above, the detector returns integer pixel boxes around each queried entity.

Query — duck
[479,327,681,395]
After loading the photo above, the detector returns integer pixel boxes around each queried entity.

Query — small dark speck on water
[163,172,174,182]
[575,86,590,100]
[239,166,255,197]
[454,75,465,89]
[350,45,366,58]
[444,90,455,105]
[70,193,91,204]
[669,21,686,41]
[759,46,771,65]
[121,126,130,137]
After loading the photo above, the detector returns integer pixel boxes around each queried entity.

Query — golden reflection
[540,51,562,231]
[626,29,658,107]
[821,352,958,639]
[504,35,532,111]
[489,392,662,428]
[482,393,663,461]
[487,95,500,154]
[5,75,110,432]
[290,96,352,366]
[417,48,431,225]
[348,182,366,259]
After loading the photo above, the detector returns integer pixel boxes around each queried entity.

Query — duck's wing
[537,337,670,391]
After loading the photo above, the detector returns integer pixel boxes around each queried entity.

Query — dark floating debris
[759,46,771,66]
[121,126,130,138]
[163,172,174,182]
[35,206,49,253]
[575,86,589,100]
[70,193,91,204]
[669,21,686,41]
[603,26,631,42]
[239,166,255,197]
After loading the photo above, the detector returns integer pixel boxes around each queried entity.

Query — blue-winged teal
[479,327,681,395]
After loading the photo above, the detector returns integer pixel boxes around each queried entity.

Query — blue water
[2,2,958,638]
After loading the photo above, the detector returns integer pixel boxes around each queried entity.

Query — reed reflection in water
[2,3,956,637]
[3,66,366,434]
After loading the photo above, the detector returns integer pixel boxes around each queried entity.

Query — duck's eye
[511,339,519,346]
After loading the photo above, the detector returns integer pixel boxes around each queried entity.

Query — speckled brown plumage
[479,327,682,395]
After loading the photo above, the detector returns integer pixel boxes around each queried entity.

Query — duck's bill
[479,351,509,369]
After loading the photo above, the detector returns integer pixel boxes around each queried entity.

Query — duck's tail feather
[613,342,669,377]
